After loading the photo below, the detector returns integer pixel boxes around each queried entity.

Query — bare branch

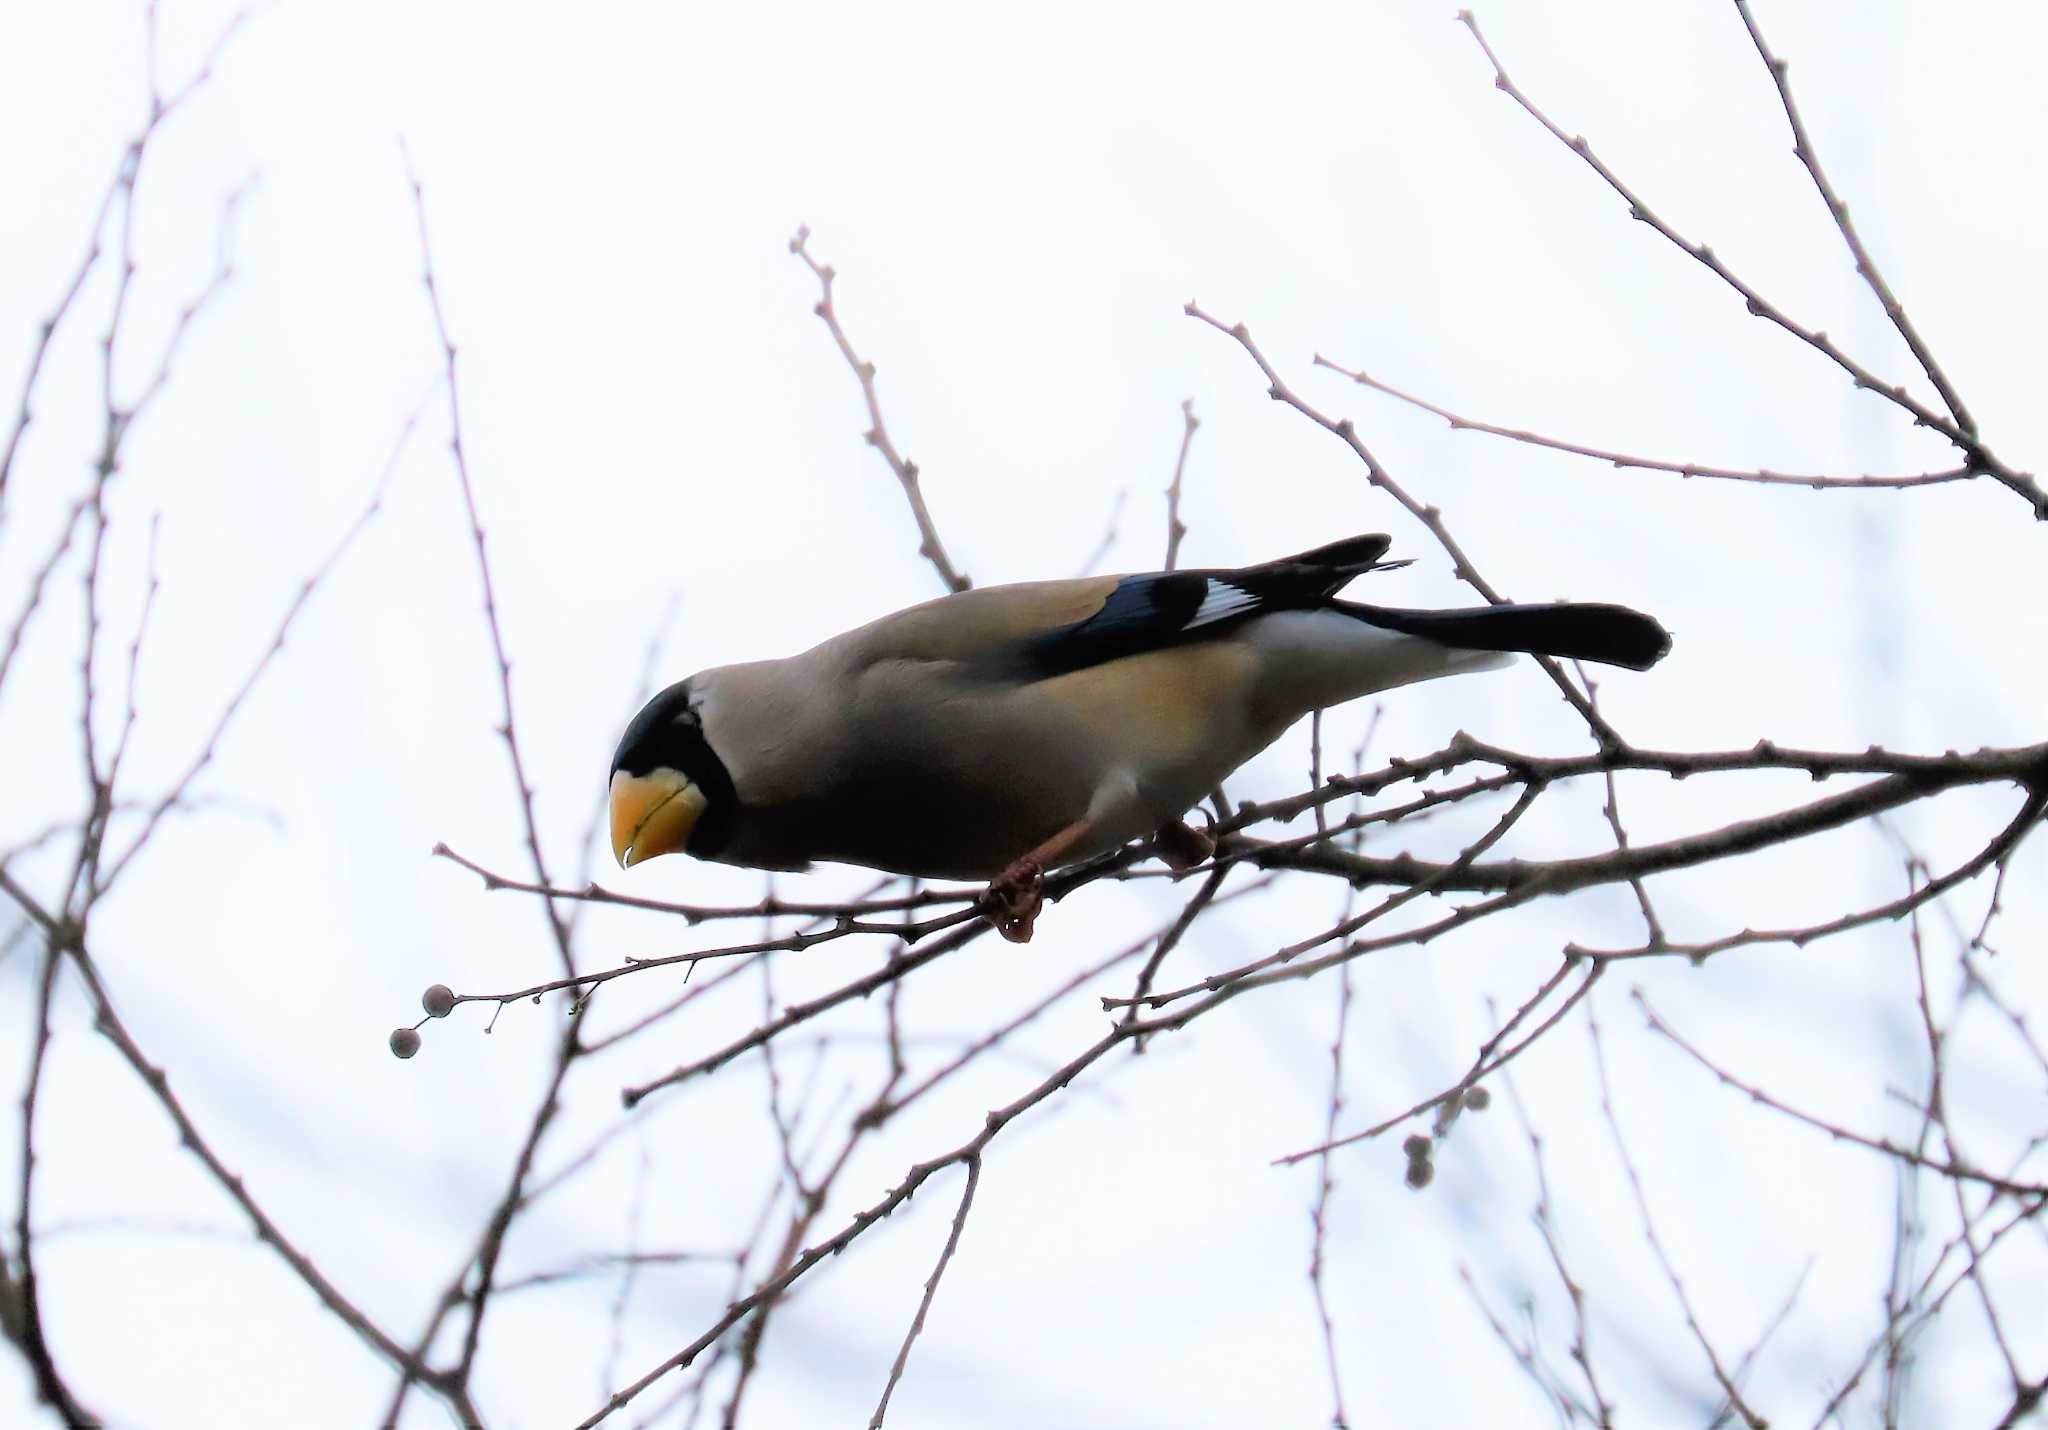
[1731,0,1975,437]
[1073,485,1127,577]
[1575,661,1662,943]
[1570,787,2045,962]
[0,166,119,518]
[433,842,976,923]
[1185,301,1622,746]
[0,0,248,516]
[1316,356,1972,493]
[10,925,96,1425]
[1260,768,2037,922]
[1277,957,1596,1165]
[403,145,574,978]
[1635,989,2047,1199]
[1453,8,2046,520]
[868,1155,980,1429]
[1307,923,1354,1429]
[1116,865,1230,1049]
[0,500,88,700]
[1458,1264,1593,1426]
[1163,397,1198,570]
[0,906,424,1382]
[587,1018,1144,1426]
[426,900,983,1017]
[93,382,428,893]
[870,880,1279,1127]
[1588,1000,1766,1428]
[790,225,972,592]
[621,920,994,1107]
[494,1248,721,1297]
[1115,781,1546,1012]
[1501,1068,1615,1428]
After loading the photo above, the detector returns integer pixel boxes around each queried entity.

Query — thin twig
[1277,957,1598,1166]
[1575,661,1662,943]
[1903,879,2023,1391]
[868,1156,981,1428]
[1731,0,1974,437]
[10,922,94,1424]
[1635,989,2045,1199]
[495,1248,715,1298]
[869,879,1278,1127]
[389,152,586,1419]
[1115,783,1551,1013]
[1569,787,2046,961]
[1118,866,1230,1050]
[1501,1065,1615,1428]
[53,934,421,1373]
[1454,8,2045,520]
[1459,1264,1593,1426]
[434,842,975,923]
[0,500,89,701]
[93,384,426,893]
[403,145,574,978]
[790,225,971,592]
[1307,931,1354,1428]
[1588,999,1765,1428]
[1185,301,1622,745]
[587,1022,1136,1425]
[1317,357,1971,492]
[622,920,993,1107]
[1074,486,1127,577]
[433,901,984,1016]
[0,167,121,519]
[1163,397,1198,570]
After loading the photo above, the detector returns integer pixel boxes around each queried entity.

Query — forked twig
[1454,7,2045,520]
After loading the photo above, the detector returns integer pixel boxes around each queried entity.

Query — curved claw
[983,860,1045,944]
[1154,818,1216,872]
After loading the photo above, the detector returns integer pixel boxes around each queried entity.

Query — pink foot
[983,859,1045,944]
[1154,818,1216,871]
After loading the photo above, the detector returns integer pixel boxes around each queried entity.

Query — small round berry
[421,984,456,1018]
[1402,1133,1432,1160]
[1463,1086,1491,1111]
[1405,1157,1435,1190]
[389,1027,422,1059]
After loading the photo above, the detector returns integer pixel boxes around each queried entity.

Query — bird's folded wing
[840,577,1128,667]
[848,535,1402,683]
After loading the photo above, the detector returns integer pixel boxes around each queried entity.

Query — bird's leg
[1152,818,1215,871]
[984,818,1094,944]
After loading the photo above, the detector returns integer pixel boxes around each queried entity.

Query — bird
[609,534,1668,941]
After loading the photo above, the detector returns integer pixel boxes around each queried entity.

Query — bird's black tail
[1337,601,1671,671]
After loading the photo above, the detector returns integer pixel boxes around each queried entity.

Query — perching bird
[609,535,1667,941]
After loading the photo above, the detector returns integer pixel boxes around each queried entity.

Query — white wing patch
[1186,580,1260,629]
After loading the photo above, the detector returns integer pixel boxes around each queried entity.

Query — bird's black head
[608,679,736,866]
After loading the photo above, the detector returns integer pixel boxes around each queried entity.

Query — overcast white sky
[4,0,2045,1425]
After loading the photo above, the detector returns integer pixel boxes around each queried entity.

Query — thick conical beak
[609,768,708,867]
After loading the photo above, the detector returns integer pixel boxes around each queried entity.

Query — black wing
[994,534,1398,681]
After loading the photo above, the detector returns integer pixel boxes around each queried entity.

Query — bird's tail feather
[1265,534,1410,584]
[1338,601,1671,671]
[1280,533,1391,568]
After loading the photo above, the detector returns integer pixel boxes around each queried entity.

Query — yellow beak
[609,769,708,868]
